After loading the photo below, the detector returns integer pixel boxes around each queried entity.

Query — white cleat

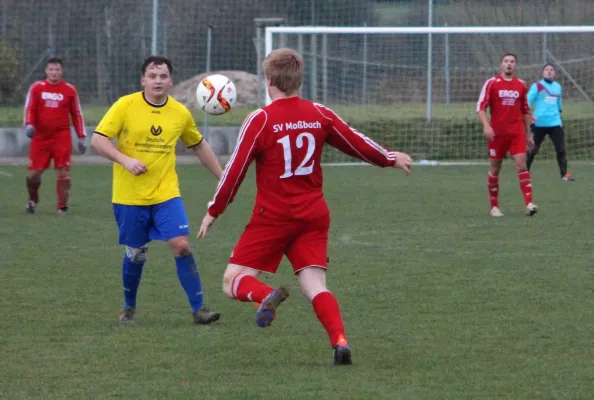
[526,202,539,216]
[490,207,504,217]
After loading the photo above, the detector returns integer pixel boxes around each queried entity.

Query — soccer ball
[196,74,237,115]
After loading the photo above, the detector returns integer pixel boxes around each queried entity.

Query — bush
[0,42,21,103]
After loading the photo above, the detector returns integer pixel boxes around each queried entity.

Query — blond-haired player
[198,48,413,365]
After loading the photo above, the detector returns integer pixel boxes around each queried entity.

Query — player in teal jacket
[526,64,574,181]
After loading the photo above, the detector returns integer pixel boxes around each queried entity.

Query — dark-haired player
[91,56,222,325]
[526,64,574,181]
[24,57,87,215]
[477,53,538,217]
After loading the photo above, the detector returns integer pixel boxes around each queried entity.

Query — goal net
[265,26,594,163]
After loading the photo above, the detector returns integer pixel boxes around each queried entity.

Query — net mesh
[271,29,594,161]
[1,0,593,162]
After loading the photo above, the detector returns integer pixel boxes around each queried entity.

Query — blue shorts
[113,197,190,248]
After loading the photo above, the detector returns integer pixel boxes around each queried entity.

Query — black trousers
[527,125,567,176]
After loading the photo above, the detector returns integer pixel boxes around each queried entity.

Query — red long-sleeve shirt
[207,97,396,220]
[24,80,86,138]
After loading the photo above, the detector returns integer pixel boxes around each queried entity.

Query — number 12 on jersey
[277,132,316,178]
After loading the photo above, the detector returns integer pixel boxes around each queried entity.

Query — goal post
[264,25,594,163]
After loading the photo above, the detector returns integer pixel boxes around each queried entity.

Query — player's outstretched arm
[191,140,223,179]
[477,79,495,141]
[315,104,411,173]
[477,109,494,142]
[520,84,534,149]
[69,86,86,139]
[526,83,538,106]
[24,83,38,138]
[93,97,146,175]
[198,109,266,239]
[181,111,222,179]
[69,87,88,153]
[91,133,147,176]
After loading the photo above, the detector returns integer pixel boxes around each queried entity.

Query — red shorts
[488,134,526,160]
[28,131,72,171]
[229,212,330,274]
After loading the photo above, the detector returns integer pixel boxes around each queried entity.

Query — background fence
[1,0,593,160]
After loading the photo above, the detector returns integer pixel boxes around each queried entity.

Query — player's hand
[392,151,413,175]
[483,125,495,142]
[24,125,34,139]
[527,136,535,150]
[77,138,87,154]
[197,213,216,240]
[122,157,147,176]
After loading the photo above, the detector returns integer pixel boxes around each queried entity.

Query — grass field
[1,162,593,399]
[0,101,592,127]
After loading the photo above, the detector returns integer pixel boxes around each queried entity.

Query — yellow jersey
[94,91,202,205]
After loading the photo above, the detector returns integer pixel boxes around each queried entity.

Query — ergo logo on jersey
[41,92,64,101]
[498,90,520,99]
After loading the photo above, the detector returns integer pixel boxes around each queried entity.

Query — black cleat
[58,206,68,216]
[25,201,36,214]
[333,344,352,365]
[256,286,290,328]
[193,307,220,325]
[119,307,136,323]
[526,202,538,216]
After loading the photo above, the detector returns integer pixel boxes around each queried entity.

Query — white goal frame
[264,25,594,165]
[264,25,594,107]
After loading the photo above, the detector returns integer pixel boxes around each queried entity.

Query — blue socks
[175,254,203,313]
[122,255,145,309]
[121,250,203,313]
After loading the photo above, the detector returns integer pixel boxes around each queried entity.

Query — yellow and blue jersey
[95,91,202,205]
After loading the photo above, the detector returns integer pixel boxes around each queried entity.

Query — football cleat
[58,207,68,216]
[333,341,352,366]
[119,307,136,323]
[490,206,504,217]
[526,202,539,216]
[193,307,221,325]
[562,173,575,182]
[25,201,36,214]
[256,286,290,328]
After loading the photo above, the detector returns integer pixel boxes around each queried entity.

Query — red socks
[26,176,41,204]
[26,175,73,209]
[487,173,499,208]
[231,274,273,303]
[489,171,533,208]
[312,291,347,348]
[57,176,71,209]
[231,276,348,348]
[517,170,533,205]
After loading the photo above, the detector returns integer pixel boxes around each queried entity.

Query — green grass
[0,101,591,128]
[1,162,593,399]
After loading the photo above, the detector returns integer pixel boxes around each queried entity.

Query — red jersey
[24,80,86,138]
[476,75,530,136]
[207,97,396,220]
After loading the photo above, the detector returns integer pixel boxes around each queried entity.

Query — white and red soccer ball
[196,74,237,115]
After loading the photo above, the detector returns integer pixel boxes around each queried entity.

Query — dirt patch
[170,70,261,110]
